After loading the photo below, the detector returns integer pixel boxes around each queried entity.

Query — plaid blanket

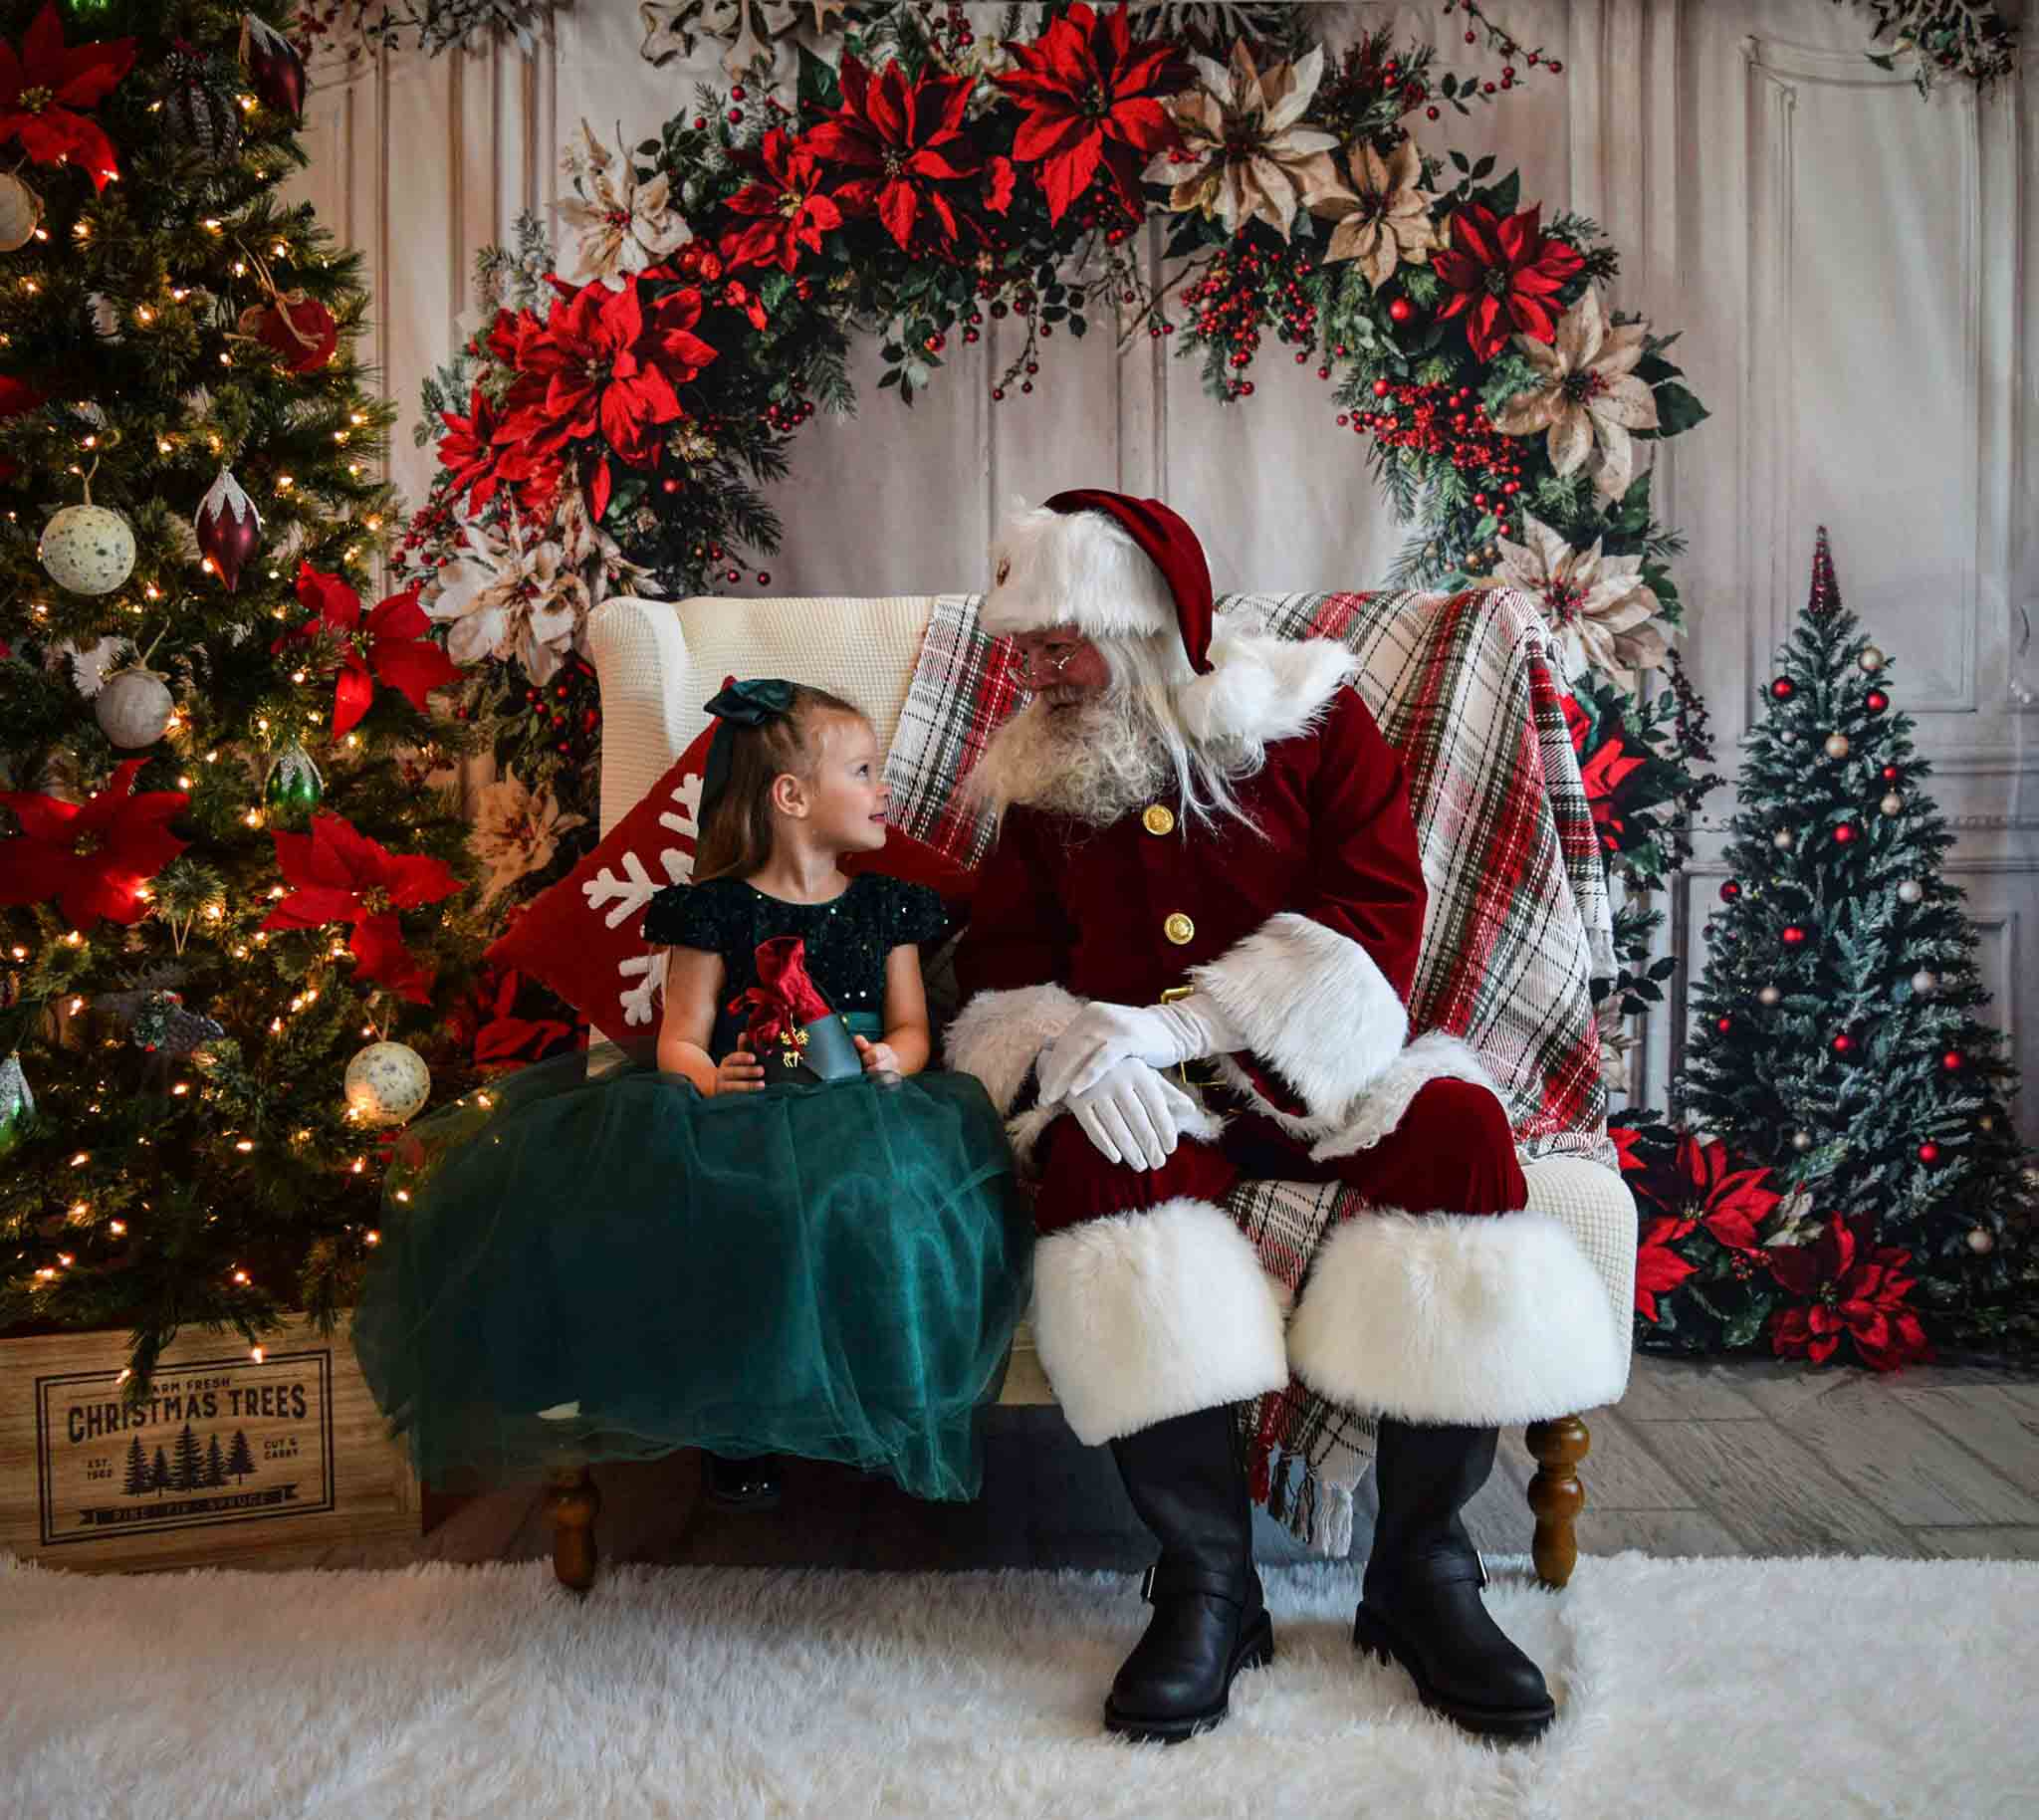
[885,588,1616,1551]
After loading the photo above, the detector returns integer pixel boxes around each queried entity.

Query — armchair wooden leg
[1525,1416,1589,1590]
[547,1462,600,1593]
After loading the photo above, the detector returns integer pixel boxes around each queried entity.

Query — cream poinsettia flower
[472,774,587,905]
[1142,40,1351,241]
[425,519,591,684]
[558,488,666,606]
[1493,287,1659,504]
[1314,134,1439,289]
[558,121,691,291]
[1480,511,1670,692]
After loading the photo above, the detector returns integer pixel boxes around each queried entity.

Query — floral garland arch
[405,0,1720,1047]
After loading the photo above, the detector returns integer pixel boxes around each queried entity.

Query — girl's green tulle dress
[350,871,1033,1499]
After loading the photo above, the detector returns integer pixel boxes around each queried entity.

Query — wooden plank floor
[300,1352,2039,1574]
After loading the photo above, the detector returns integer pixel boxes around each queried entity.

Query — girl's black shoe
[702,1451,784,1511]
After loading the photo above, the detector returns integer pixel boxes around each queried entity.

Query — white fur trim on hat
[1190,911,1410,1131]
[945,982,1084,1116]
[983,496,1175,645]
[1030,1197,1292,1445]
[1285,1209,1629,1425]
[1177,617,1358,746]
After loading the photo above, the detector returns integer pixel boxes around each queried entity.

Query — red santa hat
[982,489,1216,675]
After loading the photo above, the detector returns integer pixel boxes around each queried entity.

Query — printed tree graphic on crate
[227,1430,255,1483]
[204,1434,228,1488]
[148,1446,171,1492]
[121,1435,149,1495]
[171,1423,206,1492]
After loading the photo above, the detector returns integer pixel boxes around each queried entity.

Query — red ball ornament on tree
[1388,297,1414,324]
[1719,880,1740,902]
[1866,690,1889,713]
[239,294,339,374]
[1834,823,1857,844]
[1771,677,1795,700]
[1715,1016,1732,1033]
[240,13,307,119]
[1832,1031,1854,1054]
[1943,1051,1963,1071]
[1918,1141,1941,1164]
[1883,766,1900,782]
[1781,925,1807,945]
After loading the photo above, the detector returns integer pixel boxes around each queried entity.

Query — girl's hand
[715,1048,767,1094]
[853,1034,900,1075]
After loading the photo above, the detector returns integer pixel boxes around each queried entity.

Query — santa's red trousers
[1031,1076,1527,1235]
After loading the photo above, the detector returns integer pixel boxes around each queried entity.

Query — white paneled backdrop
[286,0,2039,1120]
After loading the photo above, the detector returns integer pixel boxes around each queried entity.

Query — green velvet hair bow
[701,678,796,821]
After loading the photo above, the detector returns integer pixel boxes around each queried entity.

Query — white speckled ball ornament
[1912,970,1937,997]
[1858,645,1885,673]
[1881,793,1905,816]
[41,501,135,595]
[95,667,174,748]
[1966,1228,1995,1255]
[1897,879,1925,905]
[0,171,41,252]
[343,1040,430,1128]
[1824,732,1851,760]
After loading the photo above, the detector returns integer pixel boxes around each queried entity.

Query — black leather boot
[1103,1404,1274,1744]
[1353,1418,1555,1740]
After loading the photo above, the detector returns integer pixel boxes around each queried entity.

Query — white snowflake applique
[585,765,708,1022]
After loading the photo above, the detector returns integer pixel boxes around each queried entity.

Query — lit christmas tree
[1642,529,2038,1363]
[0,2,483,1392]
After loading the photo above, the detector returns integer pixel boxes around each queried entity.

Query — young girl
[350,680,1031,1508]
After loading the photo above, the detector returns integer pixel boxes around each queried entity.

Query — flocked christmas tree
[0,2,484,1393]
[1664,528,2037,1358]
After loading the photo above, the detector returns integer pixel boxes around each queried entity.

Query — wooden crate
[0,1313,417,1573]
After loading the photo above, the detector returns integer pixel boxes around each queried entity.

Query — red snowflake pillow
[487,697,978,1035]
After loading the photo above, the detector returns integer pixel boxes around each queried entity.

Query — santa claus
[949,489,1625,1745]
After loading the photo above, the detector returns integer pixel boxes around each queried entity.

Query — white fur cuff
[946,983,1084,1116]
[1285,1210,1629,1425]
[1030,1198,1291,1446]
[1191,911,1410,1128]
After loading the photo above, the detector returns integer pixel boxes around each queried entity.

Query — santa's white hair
[962,626,1270,833]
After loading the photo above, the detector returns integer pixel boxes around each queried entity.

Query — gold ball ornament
[1858,646,1885,673]
[1898,880,1925,905]
[40,503,136,595]
[1881,793,1905,816]
[1758,986,1781,1007]
[1792,1130,1813,1152]
[0,170,41,252]
[1966,1228,1995,1255]
[2021,1164,2039,1195]
[1824,733,1851,760]
[1773,829,1795,850]
[342,1040,431,1129]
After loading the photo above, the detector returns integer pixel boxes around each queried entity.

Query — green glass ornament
[263,743,324,821]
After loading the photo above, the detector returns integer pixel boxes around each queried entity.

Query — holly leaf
[797,43,840,114]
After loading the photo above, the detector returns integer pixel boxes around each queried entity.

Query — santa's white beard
[966,690,1173,826]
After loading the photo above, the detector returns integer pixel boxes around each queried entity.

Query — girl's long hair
[689,683,869,885]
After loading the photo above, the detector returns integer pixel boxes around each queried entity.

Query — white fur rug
[3,1551,2034,1819]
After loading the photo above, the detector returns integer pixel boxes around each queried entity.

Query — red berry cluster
[1180,244,1318,400]
[1338,378,1524,530]
[523,656,601,759]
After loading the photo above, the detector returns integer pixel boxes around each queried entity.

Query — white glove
[1037,993,1247,1104]
[1065,1057,1199,1174]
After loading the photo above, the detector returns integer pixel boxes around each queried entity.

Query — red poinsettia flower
[1642,1131,1783,1253]
[719,126,843,274]
[0,758,187,928]
[464,966,572,1072]
[1768,1213,1933,1372]
[1432,202,1588,361]
[436,385,507,510]
[1634,1214,1698,1322]
[800,56,982,253]
[263,811,463,1005]
[0,3,134,192]
[1564,694,1649,855]
[495,272,718,520]
[1609,1122,1646,1177]
[277,564,462,740]
[993,0,1187,225]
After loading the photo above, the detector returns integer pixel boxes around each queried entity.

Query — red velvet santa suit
[949,619,1626,1450]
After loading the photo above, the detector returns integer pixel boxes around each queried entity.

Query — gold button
[1164,912,1195,946]
[1142,804,1176,836]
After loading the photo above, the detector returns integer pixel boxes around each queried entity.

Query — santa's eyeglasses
[1011,636,1088,683]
